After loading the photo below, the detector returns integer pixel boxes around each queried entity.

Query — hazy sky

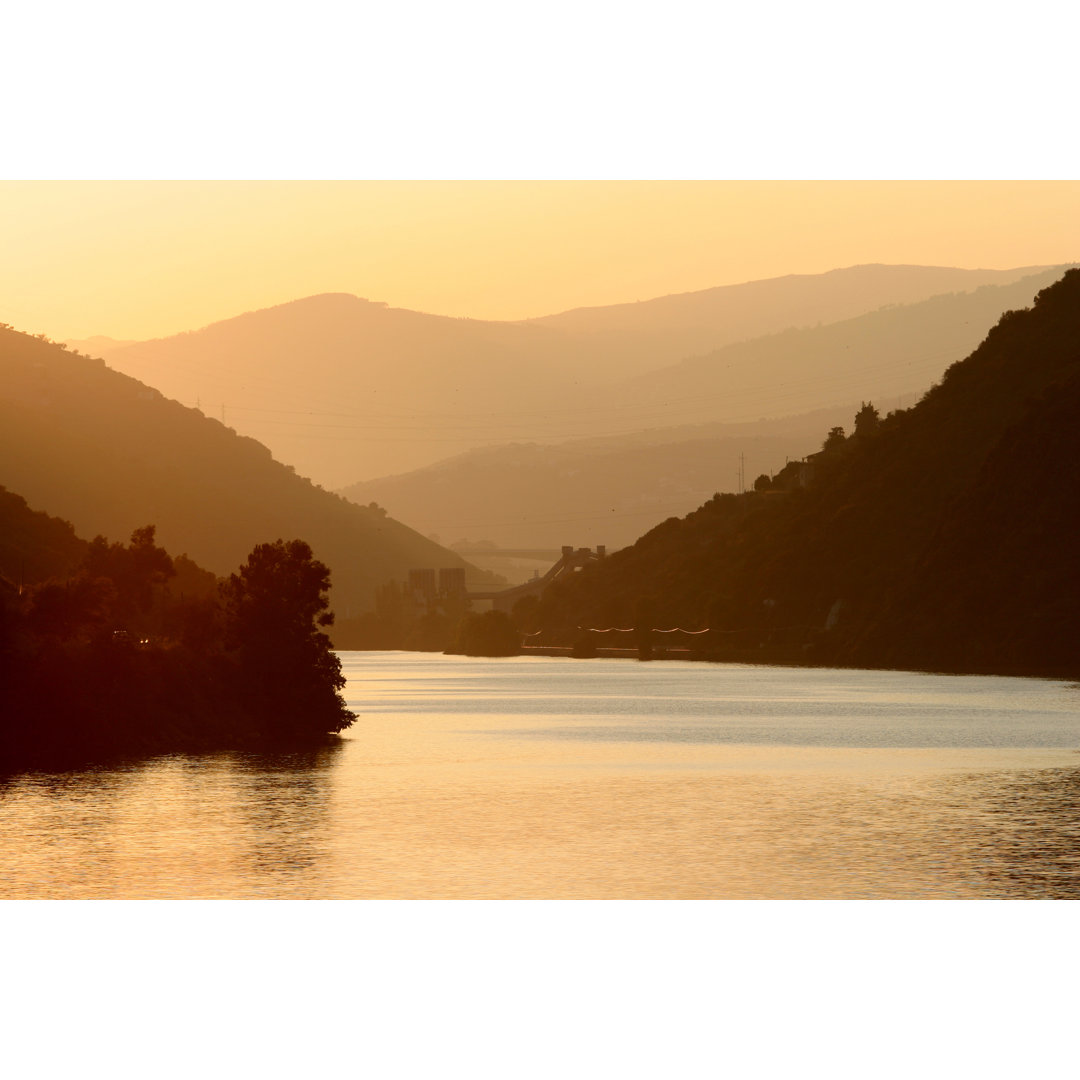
[3,180,1078,342]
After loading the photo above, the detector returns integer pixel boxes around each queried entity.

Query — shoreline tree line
[1,518,354,772]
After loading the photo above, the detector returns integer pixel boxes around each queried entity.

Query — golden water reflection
[2,654,1079,898]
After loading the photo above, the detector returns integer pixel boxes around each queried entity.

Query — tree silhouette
[854,401,880,437]
[822,426,846,452]
[83,525,175,628]
[222,539,355,738]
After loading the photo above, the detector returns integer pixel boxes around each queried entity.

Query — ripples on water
[950,768,1080,898]
[2,654,1078,898]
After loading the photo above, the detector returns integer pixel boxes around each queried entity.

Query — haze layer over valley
[83,265,1063,493]
[338,406,860,551]
[334,266,1068,550]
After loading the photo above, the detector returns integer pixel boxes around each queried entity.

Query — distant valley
[338,405,864,551]
[16,261,1071,630]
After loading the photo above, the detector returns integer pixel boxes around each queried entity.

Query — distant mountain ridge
[76,264,1070,488]
[63,335,137,355]
[335,268,1069,549]
[524,263,1059,368]
[603,268,1071,425]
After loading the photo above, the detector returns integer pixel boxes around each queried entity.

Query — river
[2,651,1079,898]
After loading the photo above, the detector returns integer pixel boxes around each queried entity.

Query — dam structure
[407,545,606,614]
[467,545,606,612]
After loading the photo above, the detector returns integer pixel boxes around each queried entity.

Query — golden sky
[3,180,1079,342]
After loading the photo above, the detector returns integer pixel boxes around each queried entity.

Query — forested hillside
[531,270,1080,678]
[0,325,483,618]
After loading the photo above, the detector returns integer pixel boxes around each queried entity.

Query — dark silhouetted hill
[0,485,88,590]
[530,269,1080,679]
[0,326,484,620]
[0,487,218,609]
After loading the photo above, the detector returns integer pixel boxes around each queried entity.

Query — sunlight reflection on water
[2,653,1078,898]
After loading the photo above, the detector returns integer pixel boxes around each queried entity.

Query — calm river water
[3,652,1080,898]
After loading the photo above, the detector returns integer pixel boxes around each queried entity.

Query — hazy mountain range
[335,268,1068,549]
[74,264,1067,489]
[19,260,1071,626]
[522,263,1055,371]
[338,405,864,550]
[604,272,1070,421]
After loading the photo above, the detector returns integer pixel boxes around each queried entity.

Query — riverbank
[521,639,1079,680]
